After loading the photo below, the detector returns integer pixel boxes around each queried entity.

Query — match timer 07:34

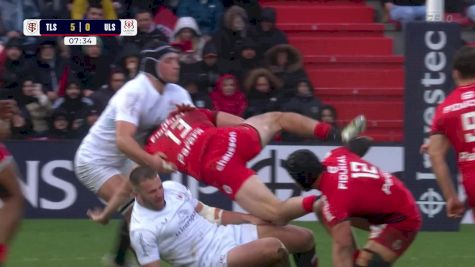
[23,19,137,45]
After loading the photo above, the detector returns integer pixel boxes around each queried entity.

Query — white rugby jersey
[76,72,193,167]
[130,181,223,266]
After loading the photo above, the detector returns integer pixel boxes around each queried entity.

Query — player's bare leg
[258,224,318,267]
[95,175,133,267]
[356,241,398,266]
[244,112,366,146]
[235,175,310,226]
[97,175,128,203]
[258,224,314,252]
[227,237,291,267]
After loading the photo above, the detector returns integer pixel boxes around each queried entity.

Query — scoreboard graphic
[23,19,137,45]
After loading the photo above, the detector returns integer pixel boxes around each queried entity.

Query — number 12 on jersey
[350,162,379,179]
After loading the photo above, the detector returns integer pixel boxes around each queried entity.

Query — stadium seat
[263,0,405,142]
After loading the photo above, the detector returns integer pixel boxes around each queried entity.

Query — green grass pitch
[6,220,475,267]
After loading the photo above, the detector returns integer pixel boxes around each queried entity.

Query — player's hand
[419,143,429,154]
[87,208,110,225]
[446,197,465,219]
[152,152,176,174]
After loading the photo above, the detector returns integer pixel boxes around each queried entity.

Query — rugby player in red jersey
[0,100,23,266]
[427,46,475,219]
[284,147,421,267]
[144,108,364,225]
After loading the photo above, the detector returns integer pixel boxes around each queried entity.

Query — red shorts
[201,125,262,199]
[369,224,418,256]
[462,171,475,208]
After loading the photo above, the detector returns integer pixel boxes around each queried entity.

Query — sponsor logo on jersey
[175,211,198,238]
[216,131,237,171]
[382,172,394,195]
[321,195,335,223]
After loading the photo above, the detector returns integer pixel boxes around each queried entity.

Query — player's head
[140,40,180,85]
[130,166,165,210]
[453,46,475,83]
[284,149,324,191]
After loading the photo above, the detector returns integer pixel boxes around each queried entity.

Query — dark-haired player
[284,147,421,267]
[427,46,475,220]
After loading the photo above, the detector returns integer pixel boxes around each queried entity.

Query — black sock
[114,219,130,266]
[293,246,318,267]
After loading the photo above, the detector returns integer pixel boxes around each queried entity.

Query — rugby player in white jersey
[128,166,317,267]
[74,40,194,266]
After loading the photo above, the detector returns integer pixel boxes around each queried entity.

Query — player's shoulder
[323,147,349,162]
[164,83,191,98]
[163,180,188,193]
[444,86,474,104]
[112,75,147,100]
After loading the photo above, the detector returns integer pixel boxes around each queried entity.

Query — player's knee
[356,249,392,267]
[266,111,284,123]
[260,238,289,263]
[289,226,315,251]
[299,228,315,251]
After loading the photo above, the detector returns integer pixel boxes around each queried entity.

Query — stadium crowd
[0,0,338,142]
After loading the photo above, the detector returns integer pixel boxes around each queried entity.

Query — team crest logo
[124,20,134,29]
[23,19,40,36]
[120,19,137,36]
[223,185,233,195]
[27,22,37,33]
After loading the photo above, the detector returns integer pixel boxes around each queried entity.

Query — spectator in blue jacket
[176,0,224,36]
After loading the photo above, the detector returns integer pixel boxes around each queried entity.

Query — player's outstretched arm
[195,202,267,225]
[428,134,465,218]
[330,221,356,267]
[87,181,133,225]
[116,121,174,173]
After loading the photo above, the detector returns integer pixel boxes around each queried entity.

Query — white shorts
[201,224,258,267]
[74,152,135,194]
